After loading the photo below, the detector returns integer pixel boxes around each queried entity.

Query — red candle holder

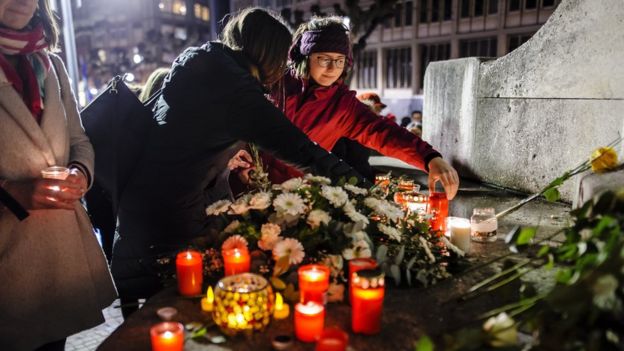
[428,191,449,233]
[294,301,325,342]
[222,247,250,276]
[150,321,184,351]
[298,264,330,304]
[175,250,203,296]
[348,258,377,304]
[315,327,349,351]
[351,268,385,335]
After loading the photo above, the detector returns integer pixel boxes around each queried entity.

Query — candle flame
[207,286,214,303]
[275,292,284,309]
[186,251,193,259]
[234,249,241,258]
[162,330,174,339]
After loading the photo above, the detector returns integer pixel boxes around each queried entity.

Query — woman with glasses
[278,16,460,199]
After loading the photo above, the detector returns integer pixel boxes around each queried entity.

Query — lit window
[172,0,186,16]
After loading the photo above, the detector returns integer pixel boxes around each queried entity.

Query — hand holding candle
[176,250,203,296]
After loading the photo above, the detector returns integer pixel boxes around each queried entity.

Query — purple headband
[289,25,353,65]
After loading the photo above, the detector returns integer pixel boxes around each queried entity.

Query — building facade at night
[230,0,560,116]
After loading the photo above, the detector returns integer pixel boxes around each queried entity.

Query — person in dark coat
[111,8,368,317]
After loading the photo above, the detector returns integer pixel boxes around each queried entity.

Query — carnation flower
[273,193,307,216]
[223,220,240,233]
[222,235,248,251]
[344,183,368,196]
[280,177,305,191]
[343,202,369,226]
[342,240,372,260]
[307,209,331,228]
[205,199,231,216]
[378,223,402,242]
[304,174,331,185]
[321,185,349,208]
[248,191,272,210]
[258,223,281,250]
[273,238,305,265]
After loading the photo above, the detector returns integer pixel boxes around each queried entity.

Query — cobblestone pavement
[65,300,123,351]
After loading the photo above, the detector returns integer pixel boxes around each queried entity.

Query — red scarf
[0,24,50,122]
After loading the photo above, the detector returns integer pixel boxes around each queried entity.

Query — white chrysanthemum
[222,235,248,251]
[272,238,305,265]
[258,223,281,250]
[248,191,272,210]
[223,220,240,234]
[378,223,402,242]
[304,174,332,185]
[379,202,404,222]
[343,202,369,226]
[344,183,368,195]
[342,240,372,260]
[229,195,251,215]
[206,199,232,216]
[307,209,331,228]
[321,185,349,208]
[280,177,305,191]
[418,236,436,263]
[363,197,381,210]
[273,192,306,216]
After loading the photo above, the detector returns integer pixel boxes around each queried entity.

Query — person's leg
[34,338,66,351]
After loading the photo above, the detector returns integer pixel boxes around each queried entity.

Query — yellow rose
[590,146,618,173]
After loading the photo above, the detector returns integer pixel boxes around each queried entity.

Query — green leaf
[516,227,537,245]
[406,269,412,286]
[376,245,388,263]
[414,335,434,351]
[545,253,554,270]
[348,176,359,185]
[395,245,405,265]
[543,187,561,202]
[537,245,550,257]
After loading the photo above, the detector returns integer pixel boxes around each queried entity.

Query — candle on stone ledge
[298,264,330,304]
[447,217,472,253]
[175,250,203,296]
[273,292,290,319]
[201,286,214,312]
[348,258,377,303]
[150,321,184,351]
[295,301,325,342]
[222,247,250,276]
[351,268,385,335]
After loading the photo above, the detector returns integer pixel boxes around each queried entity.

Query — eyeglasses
[314,56,346,68]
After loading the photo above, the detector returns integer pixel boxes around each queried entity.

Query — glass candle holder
[175,250,203,296]
[348,258,377,304]
[446,217,471,253]
[316,327,349,351]
[294,301,325,342]
[298,264,330,304]
[374,174,390,187]
[393,179,421,208]
[471,208,498,242]
[351,268,385,335]
[428,192,449,233]
[41,166,70,180]
[150,321,184,351]
[213,273,274,335]
[404,193,429,216]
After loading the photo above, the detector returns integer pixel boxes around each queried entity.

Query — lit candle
[41,166,70,180]
[294,302,325,342]
[351,268,385,335]
[348,258,377,304]
[222,247,250,276]
[428,192,449,233]
[201,286,214,312]
[405,193,429,215]
[175,250,203,296]
[298,264,330,304]
[449,217,472,252]
[150,321,184,351]
[315,327,349,351]
[273,292,290,320]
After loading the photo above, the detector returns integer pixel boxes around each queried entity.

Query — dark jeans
[34,338,66,351]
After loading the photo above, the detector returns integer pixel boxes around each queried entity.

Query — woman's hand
[4,170,87,211]
[427,157,460,200]
[228,149,255,185]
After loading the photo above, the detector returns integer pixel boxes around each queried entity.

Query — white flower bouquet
[206,174,454,301]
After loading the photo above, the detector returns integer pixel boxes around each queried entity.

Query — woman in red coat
[279,16,459,199]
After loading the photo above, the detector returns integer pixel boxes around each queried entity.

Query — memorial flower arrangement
[205,174,457,302]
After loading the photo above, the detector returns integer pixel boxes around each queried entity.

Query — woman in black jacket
[112,8,368,317]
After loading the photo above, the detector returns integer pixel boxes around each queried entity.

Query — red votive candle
[175,250,203,296]
[150,321,184,351]
[298,264,330,304]
[348,258,377,303]
[295,301,325,342]
[315,327,349,351]
[222,247,250,276]
[351,268,385,335]
[428,191,449,233]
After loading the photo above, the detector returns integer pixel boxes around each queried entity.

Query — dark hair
[139,67,170,102]
[400,117,411,127]
[36,0,60,51]
[221,8,292,86]
[290,16,352,81]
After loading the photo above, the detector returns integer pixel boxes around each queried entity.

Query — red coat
[282,73,442,172]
